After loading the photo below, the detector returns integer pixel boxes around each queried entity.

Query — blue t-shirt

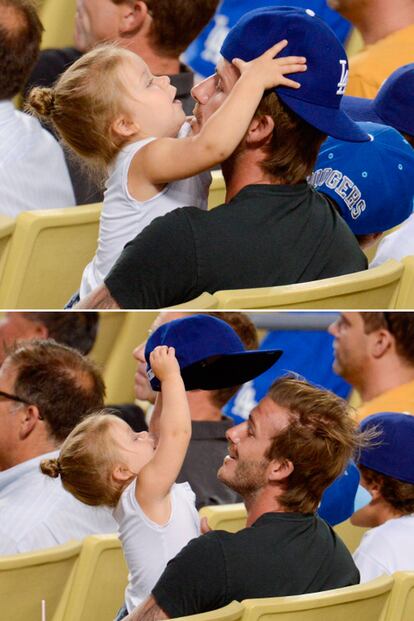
[184,0,351,78]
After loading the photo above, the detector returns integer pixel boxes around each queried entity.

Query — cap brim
[341,96,383,124]
[278,92,370,142]
[151,349,283,391]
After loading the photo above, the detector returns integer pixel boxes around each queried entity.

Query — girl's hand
[232,39,307,91]
[150,346,181,382]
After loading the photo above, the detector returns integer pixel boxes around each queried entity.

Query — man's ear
[111,115,139,139]
[118,0,149,35]
[371,328,393,359]
[19,405,42,440]
[245,114,275,146]
[30,321,49,340]
[268,458,294,482]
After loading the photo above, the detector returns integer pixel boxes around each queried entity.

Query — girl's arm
[132,40,306,185]
[136,346,191,510]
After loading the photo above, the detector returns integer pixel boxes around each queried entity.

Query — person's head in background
[342,64,414,149]
[74,0,219,74]
[0,312,99,364]
[352,412,414,528]
[310,121,414,249]
[0,0,42,101]
[0,339,105,471]
[328,312,414,402]
[133,312,259,418]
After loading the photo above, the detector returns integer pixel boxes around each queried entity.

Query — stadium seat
[0,540,81,621]
[208,170,226,210]
[199,503,247,533]
[169,292,218,309]
[384,571,414,621]
[240,575,394,621]
[0,203,101,309]
[172,601,244,621]
[0,215,15,280]
[212,259,403,309]
[394,256,414,309]
[333,519,369,554]
[52,534,128,621]
[103,312,157,404]
[39,0,76,49]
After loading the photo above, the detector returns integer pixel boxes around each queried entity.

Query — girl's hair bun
[40,457,61,478]
[26,87,56,118]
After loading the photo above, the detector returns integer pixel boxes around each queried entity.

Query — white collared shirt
[0,101,75,216]
[0,451,117,554]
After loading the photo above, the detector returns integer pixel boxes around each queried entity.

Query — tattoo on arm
[74,284,119,309]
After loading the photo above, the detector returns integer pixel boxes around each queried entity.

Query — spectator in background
[352,412,414,582]
[184,0,351,80]
[328,0,414,98]
[0,0,75,216]
[25,0,219,205]
[0,340,117,554]
[0,311,99,364]
[133,311,261,508]
[329,312,414,421]
[310,122,414,251]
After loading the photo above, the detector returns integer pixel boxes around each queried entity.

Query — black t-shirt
[105,183,367,308]
[152,512,360,618]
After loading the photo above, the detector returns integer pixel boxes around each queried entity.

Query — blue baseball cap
[359,412,414,484]
[220,6,369,142]
[342,64,414,138]
[145,315,283,392]
[310,122,414,235]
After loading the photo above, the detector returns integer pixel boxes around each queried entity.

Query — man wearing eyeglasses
[0,340,117,554]
[329,312,414,421]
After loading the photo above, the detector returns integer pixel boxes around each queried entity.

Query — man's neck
[0,440,58,472]
[244,487,288,527]
[119,32,181,75]
[357,360,414,403]
[222,150,286,203]
[351,2,414,46]
[187,392,223,422]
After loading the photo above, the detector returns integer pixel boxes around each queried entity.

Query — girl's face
[115,54,186,140]
[111,419,155,476]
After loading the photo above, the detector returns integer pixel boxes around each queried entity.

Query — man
[125,376,361,620]
[0,340,117,554]
[0,311,99,364]
[78,6,368,309]
[328,0,414,98]
[0,0,75,216]
[329,312,414,421]
[27,0,219,116]
[134,311,260,508]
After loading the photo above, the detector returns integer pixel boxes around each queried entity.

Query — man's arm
[124,595,169,621]
[75,284,119,309]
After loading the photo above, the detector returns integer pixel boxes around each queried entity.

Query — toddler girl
[41,345,198,619]
[27,42,306,299]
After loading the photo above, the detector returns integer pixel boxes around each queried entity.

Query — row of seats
[0,171,225,309]
[2,503,413,621]
[1,202,413,309]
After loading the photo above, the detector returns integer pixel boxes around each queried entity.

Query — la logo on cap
[337,60,349,95]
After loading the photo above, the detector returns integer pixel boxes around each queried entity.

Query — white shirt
[0,101,75,216]
[79,123,211,298]
[0,451,117,554]
[113,480,200,613]
[353,514,414,582]
[370,212,414,268]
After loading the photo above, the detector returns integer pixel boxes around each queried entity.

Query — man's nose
[226,421,246,443]
[328,319,339,337]
[191,76,213,104]
[133,342,146,362]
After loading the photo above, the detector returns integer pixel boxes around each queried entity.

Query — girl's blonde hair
[26,45,133,170]
[40,411,134,508]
